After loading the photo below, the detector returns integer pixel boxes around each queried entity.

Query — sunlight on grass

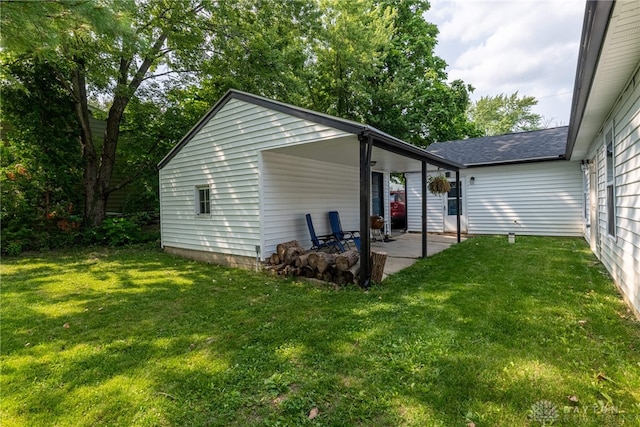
[2,239,639,426]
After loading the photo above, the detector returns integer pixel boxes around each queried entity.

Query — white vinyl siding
[261,151,360,255]
[405,161,583,236]
[464,162,583,236]
[406,172,445,232]
[589,78,640,316]
[159,99,351,258]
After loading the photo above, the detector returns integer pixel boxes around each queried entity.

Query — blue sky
[427,0,585,127]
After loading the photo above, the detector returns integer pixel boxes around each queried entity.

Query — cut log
[295,253,310,268]
[307,252,320,270]
[333,271,347,286]
[276,240,300,259]
[265,262,286,272]
[284,246,306,265]
[343,261,360,284]
[335,250,359,271]
[281,265,300,277]
[316,253,336,274]
[301,265,315,278]
[269,253,280,265]
[370,251,387,283]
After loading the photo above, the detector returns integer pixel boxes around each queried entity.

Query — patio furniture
[328,211,360,251]
[306,214,345,253]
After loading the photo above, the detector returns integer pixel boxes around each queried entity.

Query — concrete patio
[371,232,466,280]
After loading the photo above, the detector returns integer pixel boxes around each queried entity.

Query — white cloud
[428,0,584,125]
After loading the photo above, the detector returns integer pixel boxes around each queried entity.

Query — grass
[1,236,639,426]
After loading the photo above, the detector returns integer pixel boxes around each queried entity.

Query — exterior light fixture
[580,159,590,172]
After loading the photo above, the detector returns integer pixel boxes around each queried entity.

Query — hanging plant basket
[427,175,451,195]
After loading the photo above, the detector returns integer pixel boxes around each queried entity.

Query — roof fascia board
[566,0,615,159]
[157,90,237,169]
[366,131,464,170]
[464,156,568,168]
[158,88,463,171]
[158,89,368,169]
[230,91,366,135]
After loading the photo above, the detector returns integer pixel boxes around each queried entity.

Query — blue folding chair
[328,211,360,251]
[306,214,345,253]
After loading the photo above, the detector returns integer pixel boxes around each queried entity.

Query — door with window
[443,180,467,233]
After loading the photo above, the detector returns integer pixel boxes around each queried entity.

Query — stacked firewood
[264,240,360,285]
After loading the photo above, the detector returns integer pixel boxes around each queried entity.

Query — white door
[444,180,467,233]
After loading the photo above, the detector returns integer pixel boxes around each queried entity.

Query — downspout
[456,169,461,243]
[359,133,373,288]
[421,161,427,258]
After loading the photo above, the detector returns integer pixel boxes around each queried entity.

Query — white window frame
[605,126,616,237]
[196,185,211,216]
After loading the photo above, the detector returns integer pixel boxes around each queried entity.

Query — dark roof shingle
[426,126,569,167]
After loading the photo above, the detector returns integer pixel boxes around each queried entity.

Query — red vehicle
[390,190,406,228]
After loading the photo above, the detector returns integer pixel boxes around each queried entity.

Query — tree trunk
[75,32,168,227]
[71,65,101,227]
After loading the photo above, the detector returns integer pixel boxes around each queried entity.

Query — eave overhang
[157,89,463,172]
[566,0,640,160]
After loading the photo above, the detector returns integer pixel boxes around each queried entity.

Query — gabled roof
[158,89,463,171]
[425,126,569,167]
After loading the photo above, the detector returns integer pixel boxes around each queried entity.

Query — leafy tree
[1,0,222,226]
[1,60,83,252]
[468,92,543,136]
[301,0,479,145]
[1,0,479,236]
[365,0,481,145]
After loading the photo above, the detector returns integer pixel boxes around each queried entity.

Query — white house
[405,0,639,318]
[157,90,461,284]
[405,127,584,236]
[567,0,640,318]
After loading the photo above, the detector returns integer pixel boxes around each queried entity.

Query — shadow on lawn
[2,238,639,426]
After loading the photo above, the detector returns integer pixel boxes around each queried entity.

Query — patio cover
[159,90,465,286]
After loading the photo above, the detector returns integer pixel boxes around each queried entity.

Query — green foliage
[1,60,84,254]
[1,0,224,226]
[468,91,544,136]
[2,237,639,425]
[100,218,141,246]
[1,0,482,235]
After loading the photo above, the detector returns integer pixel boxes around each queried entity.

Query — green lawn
[1,236,639,426]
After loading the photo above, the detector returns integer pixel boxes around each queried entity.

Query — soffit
[265,135,426,173]
[572,0,640,159]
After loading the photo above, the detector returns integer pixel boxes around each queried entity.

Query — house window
[605,127,616,237]
[196,185,210,215]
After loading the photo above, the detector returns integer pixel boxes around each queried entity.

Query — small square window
[196,186,210,215]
